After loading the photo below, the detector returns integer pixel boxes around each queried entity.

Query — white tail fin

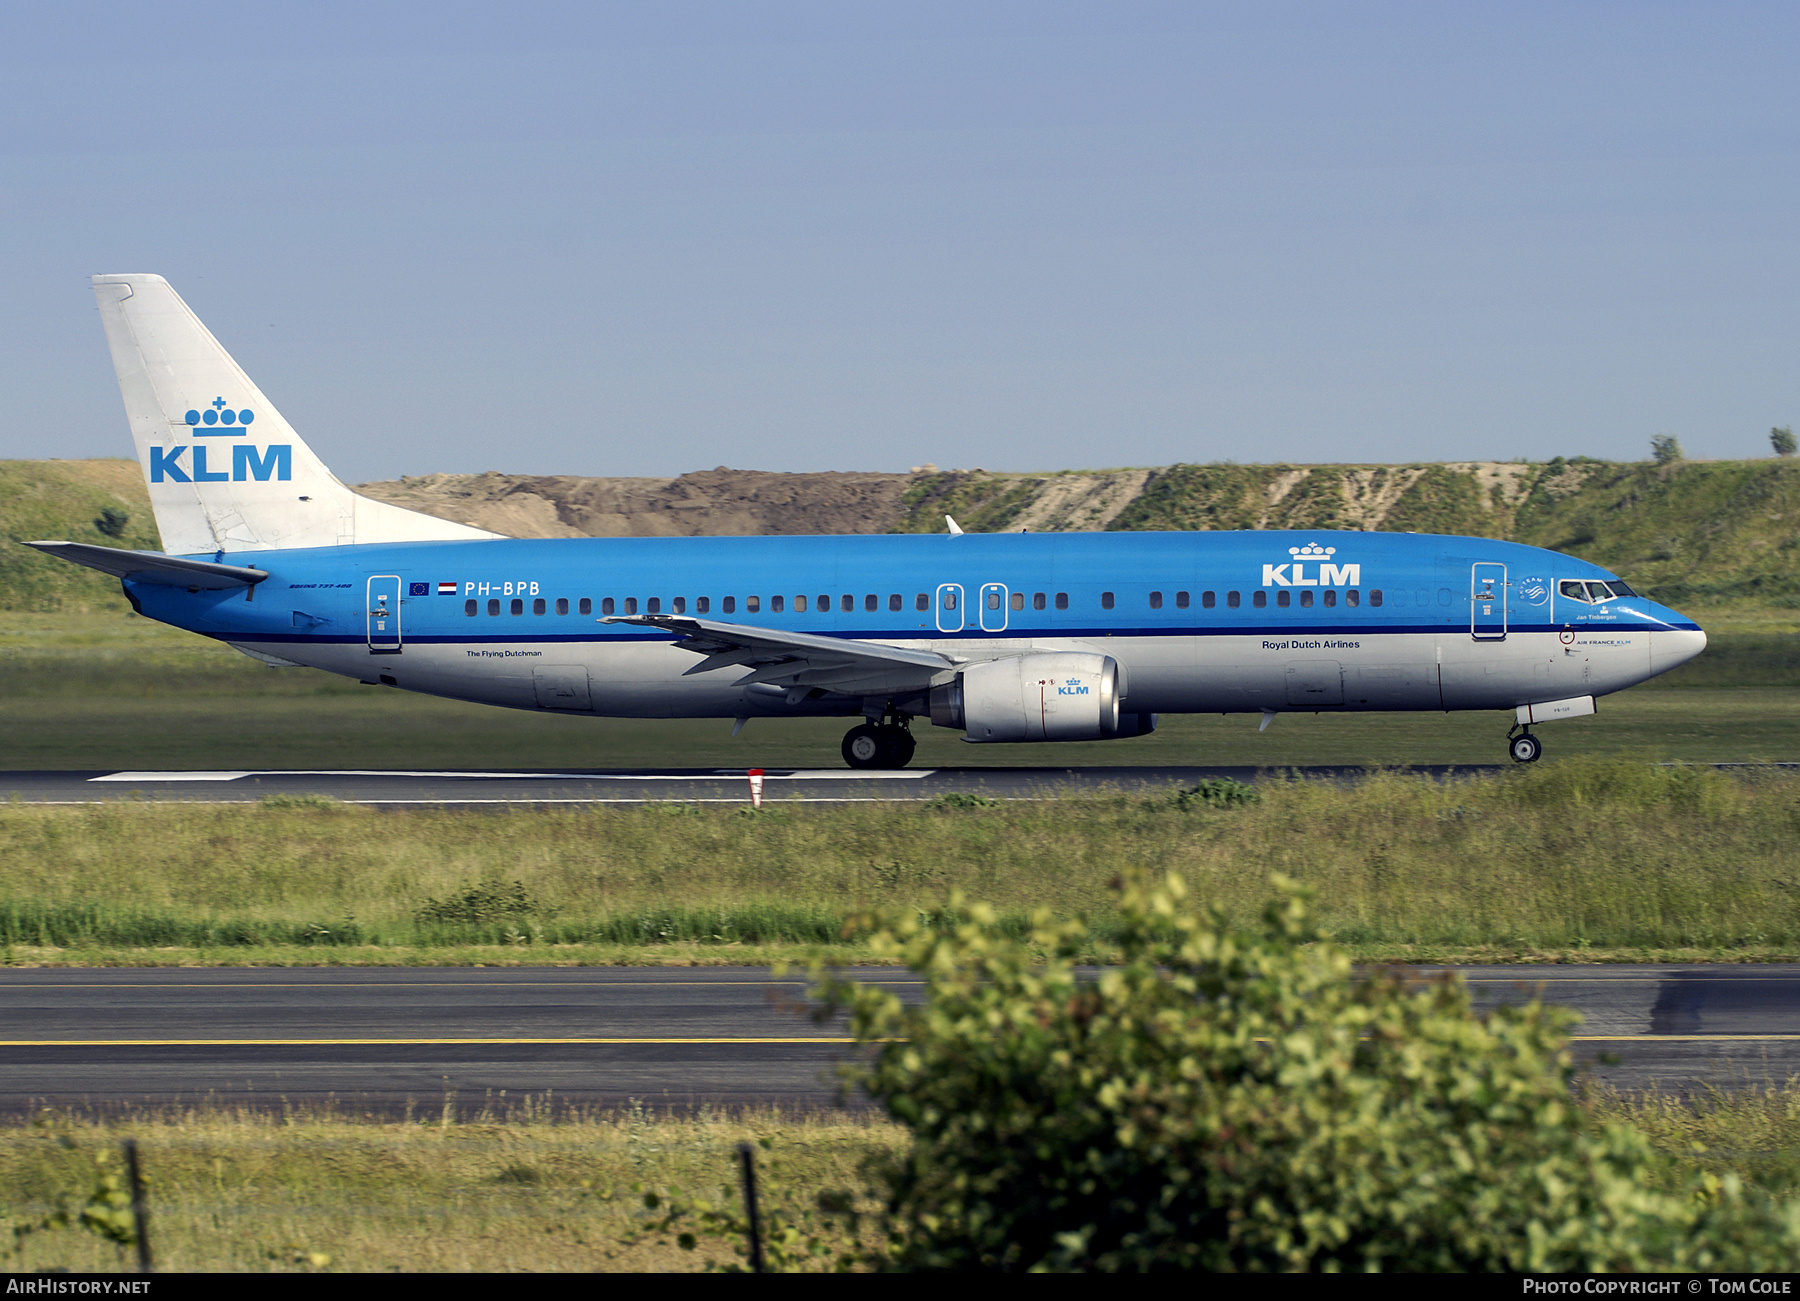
[92,274,502,554]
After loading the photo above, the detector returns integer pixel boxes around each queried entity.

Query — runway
[2,966,1797,1116]
[3,765,1494,806]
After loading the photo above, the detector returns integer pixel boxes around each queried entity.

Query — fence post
[736,1141,765,1273]
[122,1139,152,1273]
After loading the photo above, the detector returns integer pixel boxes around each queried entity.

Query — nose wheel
[1507,728,1542,764]
[842,721,916,769]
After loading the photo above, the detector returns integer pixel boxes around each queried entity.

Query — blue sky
[2,2,1795,480]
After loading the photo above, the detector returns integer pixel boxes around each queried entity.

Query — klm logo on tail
[150,397,291,483]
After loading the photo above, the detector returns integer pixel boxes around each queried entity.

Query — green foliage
[2,1144,141,1266]
[924,792,1001,810]
[1651,434,1685,465]
[1773,427,1797,458]
[1168,777,1260,810]
[631,1146,856,1272]
[813,874,1800,1271]
[413,877,542,925]
[94,506,130,538]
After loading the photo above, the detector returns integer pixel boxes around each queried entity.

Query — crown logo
[1289,543,1336,560]
[184,396,256,431]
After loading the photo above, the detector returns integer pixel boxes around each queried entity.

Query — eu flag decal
[408,582,430,596]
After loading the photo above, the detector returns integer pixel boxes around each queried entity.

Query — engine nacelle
[929,652,1125,743]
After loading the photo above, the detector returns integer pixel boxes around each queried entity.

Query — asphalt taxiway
[3,765,1491,806]
[2,965,1797,1115]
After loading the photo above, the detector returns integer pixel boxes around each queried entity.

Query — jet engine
[929,652,1145,743]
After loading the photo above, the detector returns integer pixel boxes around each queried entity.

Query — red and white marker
[747,768,764,808]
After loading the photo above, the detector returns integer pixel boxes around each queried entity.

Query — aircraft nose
[1650,627,1707,676]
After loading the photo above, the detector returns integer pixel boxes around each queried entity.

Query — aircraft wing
[604,614,957,696]
[24,540,268,589]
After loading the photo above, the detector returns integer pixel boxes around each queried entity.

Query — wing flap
[604,613,955,692]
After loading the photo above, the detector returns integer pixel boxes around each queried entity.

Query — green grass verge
[3,761,1799,966]
[2,1082,1797,1271]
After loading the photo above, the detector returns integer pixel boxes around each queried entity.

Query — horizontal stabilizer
[24,540,268,589]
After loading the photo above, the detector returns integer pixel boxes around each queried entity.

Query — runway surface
[3,765,1496,805]
[2,965,1797,1115]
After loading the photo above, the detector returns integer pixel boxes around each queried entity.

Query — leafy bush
[414,878,540,924]
[813,874,1800,1271]
[1169,777,1260,810]
[1651,433,1684,465]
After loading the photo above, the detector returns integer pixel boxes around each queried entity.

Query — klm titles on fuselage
[1262,544,1360,588]
[148,398,292,483]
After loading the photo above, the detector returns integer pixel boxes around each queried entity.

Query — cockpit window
[1606,581,1637,599]
[1558,580,1592,603]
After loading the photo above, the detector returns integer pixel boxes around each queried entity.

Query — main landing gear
[1507,725,1542,764]
[842,716,917,770]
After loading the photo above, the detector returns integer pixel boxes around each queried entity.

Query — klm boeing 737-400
[28,274,1707,768]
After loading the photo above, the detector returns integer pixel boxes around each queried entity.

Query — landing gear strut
[842,715,916,770]
[1507,725,1542,764]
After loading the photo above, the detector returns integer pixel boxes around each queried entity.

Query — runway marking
[88,769,936,783]
[0,1037,857,1047]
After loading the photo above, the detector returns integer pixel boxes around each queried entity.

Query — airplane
[28,274,1706,769]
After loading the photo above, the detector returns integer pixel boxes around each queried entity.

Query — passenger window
[695,596,708,613]
[1176,591,1189,609]
[1010,591,1023,611]
[624,597,638,615]
[943,591,957,611]
[889,594,902,612]
[1202,591,1216,609]
[601,597,614,616]
[673,596,686,614]
[1148,591,1163,610]
[1033,592,1046,610]
[488,598,500,616]
[1299,590,1313,608]
[580,598,592,615]
[1277,591,1291,608]
[794,595,807,612]
[819,595,830,613]
[1233,591,1246,609]
[770,595,784,612]
[986,590,1001,610]
[916,593,929,611]
[1346,590,1359,608]
[532,598,546,615]
[746,596,760,613]
[465,599,478,616]
[1322,590,1335,608]
[1101,592,1115,610]
[511,598,524,615]
[723,596,736,614]
[865,594,878,612]
[1370,590,1383,607]
[841,594,854,612]
[1251,591,1266,609]
[1055,592,1068,610]
[555,598,569,615]
[647,597,662,614]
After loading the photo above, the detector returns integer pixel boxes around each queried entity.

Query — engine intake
[930,652,1126,743]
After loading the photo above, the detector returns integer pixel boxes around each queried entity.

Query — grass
[0,1103,899,1273]
[1,761,1798,966]
[4,1081,1799,1272]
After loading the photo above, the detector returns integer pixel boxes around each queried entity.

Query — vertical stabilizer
[92,274,501,554]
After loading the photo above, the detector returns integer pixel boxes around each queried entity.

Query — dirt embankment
[355,469,918,538]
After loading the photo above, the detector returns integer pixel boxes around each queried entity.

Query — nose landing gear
[1507,725,1542,764]
[842,714,917,769]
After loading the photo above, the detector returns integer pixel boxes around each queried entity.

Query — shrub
[813,874,1800,1271]
[1169,777,1260,810]
[1650,434,1684,465]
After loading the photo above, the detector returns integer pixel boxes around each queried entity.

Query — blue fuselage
[124,529,1705,724]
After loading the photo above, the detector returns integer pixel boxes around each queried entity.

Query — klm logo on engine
[150,397,291,483]
[1263,542,1359,588]
[1057,677,1090,696]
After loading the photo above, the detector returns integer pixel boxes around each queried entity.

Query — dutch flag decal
[436,581,457,595]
